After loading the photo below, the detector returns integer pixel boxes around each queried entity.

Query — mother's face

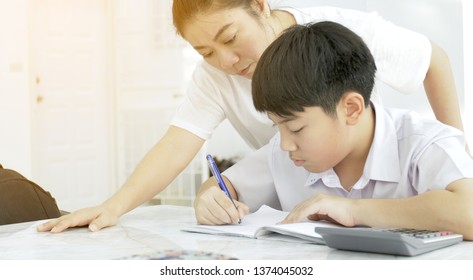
[182,7,275,79]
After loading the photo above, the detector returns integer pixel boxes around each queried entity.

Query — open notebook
[182,205,342,244]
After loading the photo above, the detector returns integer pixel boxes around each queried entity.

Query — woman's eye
[224,35,236,45]
[202,51,214,58]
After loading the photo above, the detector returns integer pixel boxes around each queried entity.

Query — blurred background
[0,0,470,211]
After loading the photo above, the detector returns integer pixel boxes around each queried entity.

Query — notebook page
[257,220,342,243]
[182,205,288,238]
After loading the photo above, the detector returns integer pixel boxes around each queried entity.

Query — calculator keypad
[384,229,454,239]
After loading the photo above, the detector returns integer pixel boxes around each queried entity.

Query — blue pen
[206,154,241,224]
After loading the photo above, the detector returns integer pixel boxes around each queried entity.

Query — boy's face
[269,106,352,173]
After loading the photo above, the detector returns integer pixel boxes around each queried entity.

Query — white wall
[0,0,32,176]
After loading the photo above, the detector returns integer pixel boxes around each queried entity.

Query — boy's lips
[291,157,305,167]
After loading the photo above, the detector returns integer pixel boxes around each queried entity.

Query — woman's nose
[218,49,239,70]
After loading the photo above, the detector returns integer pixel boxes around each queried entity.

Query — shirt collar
[304,102,401,187]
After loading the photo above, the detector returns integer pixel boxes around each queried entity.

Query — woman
[38,0,464,233]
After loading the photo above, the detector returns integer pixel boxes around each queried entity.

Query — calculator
[314,227,463,256]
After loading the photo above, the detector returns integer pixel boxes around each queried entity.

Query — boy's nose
[280,135,297,152]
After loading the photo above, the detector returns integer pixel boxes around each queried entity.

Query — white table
[1,205,472,260]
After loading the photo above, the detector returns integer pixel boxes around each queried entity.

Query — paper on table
[182,205,342,244]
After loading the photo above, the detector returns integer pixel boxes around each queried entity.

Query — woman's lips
[239,64,251,76]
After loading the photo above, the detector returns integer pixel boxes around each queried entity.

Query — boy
[194,22,473,239]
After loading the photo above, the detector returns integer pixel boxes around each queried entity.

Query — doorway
[30,0,114,211]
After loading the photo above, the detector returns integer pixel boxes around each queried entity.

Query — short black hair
[252,21,377,118]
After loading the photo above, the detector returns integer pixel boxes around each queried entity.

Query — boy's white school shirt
[223,103,473,213]
[170,6,431,150]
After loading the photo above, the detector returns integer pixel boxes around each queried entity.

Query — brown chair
[0,164,61,225]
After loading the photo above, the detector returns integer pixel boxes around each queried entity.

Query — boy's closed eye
[270,123,304,134]
[290,126,304,134]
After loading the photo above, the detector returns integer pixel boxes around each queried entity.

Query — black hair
[252,21,377,118]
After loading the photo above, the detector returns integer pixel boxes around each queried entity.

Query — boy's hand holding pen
[206,154,244,224]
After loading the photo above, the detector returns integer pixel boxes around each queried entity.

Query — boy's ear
[341,92,365,125]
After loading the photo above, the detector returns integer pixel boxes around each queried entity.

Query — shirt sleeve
[411,133,473,193]
[223,142,281,212]
[170,62,226,140]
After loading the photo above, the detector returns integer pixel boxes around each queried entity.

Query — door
[30,0,113,211]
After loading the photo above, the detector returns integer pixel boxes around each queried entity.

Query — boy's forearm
[354,179,473,239]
